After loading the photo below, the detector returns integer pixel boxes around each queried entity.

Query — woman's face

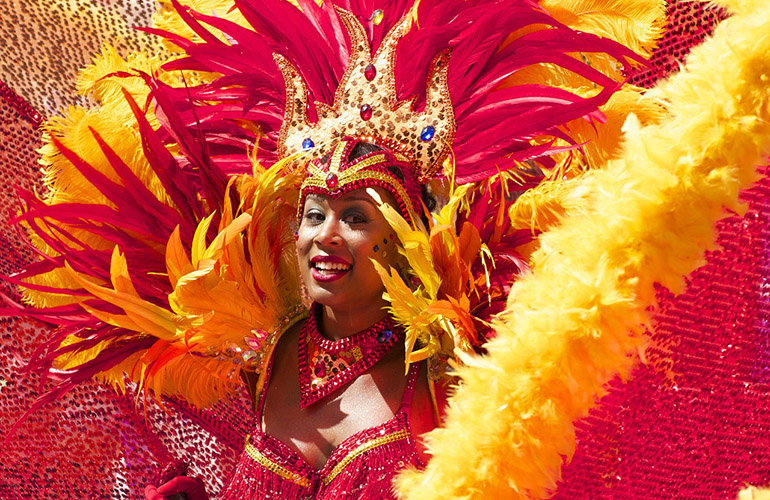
[296,187,400,313]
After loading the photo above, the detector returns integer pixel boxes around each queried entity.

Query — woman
[6,0,655,498]
[146,141,439,498]
[219,141,438,499]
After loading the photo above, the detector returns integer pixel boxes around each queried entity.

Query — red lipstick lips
[310,255,352,283]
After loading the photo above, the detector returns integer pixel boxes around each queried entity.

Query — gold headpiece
[275,8,455,180]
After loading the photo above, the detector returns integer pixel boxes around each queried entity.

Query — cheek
[295,223,314,251]
[295,229,313,268]
[368,231,399,266]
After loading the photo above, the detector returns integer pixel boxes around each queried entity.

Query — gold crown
[275,8,455,180]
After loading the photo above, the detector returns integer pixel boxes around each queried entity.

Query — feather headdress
[3,0,651,413]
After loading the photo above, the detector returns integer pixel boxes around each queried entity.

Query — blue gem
[420,125,435,142]
[302,138,315,150]
[377,330,393,343]
[373,245,379,252]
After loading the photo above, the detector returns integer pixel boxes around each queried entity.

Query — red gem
[314,360,327,378]
[360,104,372,121]
[326,172,339,189]
[364,64,376,81]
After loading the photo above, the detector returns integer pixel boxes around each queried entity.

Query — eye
[343,211,368,224]
[302,209,325,225]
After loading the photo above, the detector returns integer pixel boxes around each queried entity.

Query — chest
[259,330,408,469]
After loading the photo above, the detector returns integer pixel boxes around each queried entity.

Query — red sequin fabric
[220,363,423,499]
[2,2,770,499]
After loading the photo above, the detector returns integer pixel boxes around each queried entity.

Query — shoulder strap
[399,362,422,413]
[255,356,276,419]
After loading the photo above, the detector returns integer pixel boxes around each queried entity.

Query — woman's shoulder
[241,316,307,411]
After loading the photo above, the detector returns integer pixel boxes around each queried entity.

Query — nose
[314,216,342,246]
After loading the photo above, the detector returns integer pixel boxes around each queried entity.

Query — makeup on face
[373,233,396,257]
[295,189,400,313]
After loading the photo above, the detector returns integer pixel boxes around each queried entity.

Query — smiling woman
[210,139,438,499]
[2,0,671,499]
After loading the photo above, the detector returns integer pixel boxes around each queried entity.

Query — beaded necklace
[298,304,403,408]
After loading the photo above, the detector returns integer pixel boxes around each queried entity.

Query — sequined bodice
[219,361,424,499]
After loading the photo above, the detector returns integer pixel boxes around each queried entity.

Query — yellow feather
[191,213,216,266]
[740,487,770,500]
[154,0,248,55]
[65,252,181,340]
[165,226,194,288]
[201,213,252,262]
[22,44,175,309]
[541,0,666,60]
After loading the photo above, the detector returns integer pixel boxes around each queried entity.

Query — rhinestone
[371,9,384,25]
[360,104,372,121]
[420,125,435,141]
[302,138,314,150]
[364,63,376,81]
[376,330,393,343]
[326,172,339,189]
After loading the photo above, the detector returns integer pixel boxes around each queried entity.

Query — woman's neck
[319,300,389,341]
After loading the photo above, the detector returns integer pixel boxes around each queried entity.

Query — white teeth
[314,262,350,271]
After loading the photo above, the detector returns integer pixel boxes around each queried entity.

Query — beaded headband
[298,137,422,224]
[276,7,455,181]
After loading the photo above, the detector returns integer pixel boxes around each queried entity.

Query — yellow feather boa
[395,1,770,498]
[741,487,770,500]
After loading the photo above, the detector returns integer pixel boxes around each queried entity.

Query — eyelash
[302,211,368,225]
[345,213,368,224]
[303,211,325,224]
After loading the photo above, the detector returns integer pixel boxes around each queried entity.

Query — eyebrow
[342,195,377,204]
[305,193,378,207]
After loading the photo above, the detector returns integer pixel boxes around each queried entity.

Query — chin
[308,286,384,314]
[306,283,348,307]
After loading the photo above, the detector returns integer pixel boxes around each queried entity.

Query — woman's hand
[144,476,208,500]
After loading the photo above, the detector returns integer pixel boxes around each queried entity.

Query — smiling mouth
[310,260,352,282]
[313,261,351,271]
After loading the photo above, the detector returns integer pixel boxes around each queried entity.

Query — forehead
[304,187,396,207]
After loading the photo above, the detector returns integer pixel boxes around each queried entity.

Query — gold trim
[328,140,348,173]
[301,169,417,221]
[244,434,313,488]
[244,427,411,488]
[343,153,387,174]
[322,429,411,485]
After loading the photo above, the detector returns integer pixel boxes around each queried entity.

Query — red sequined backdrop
[1,2,768,499]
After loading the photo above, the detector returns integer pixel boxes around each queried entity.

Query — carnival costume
[4,0,770,498]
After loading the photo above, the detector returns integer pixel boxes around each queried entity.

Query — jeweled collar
[298,303,403,408]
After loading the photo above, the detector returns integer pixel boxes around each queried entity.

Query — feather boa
[741,487,770,500]
[395,1,770,498]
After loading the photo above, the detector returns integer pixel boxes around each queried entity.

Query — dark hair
[348,141,383,160]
